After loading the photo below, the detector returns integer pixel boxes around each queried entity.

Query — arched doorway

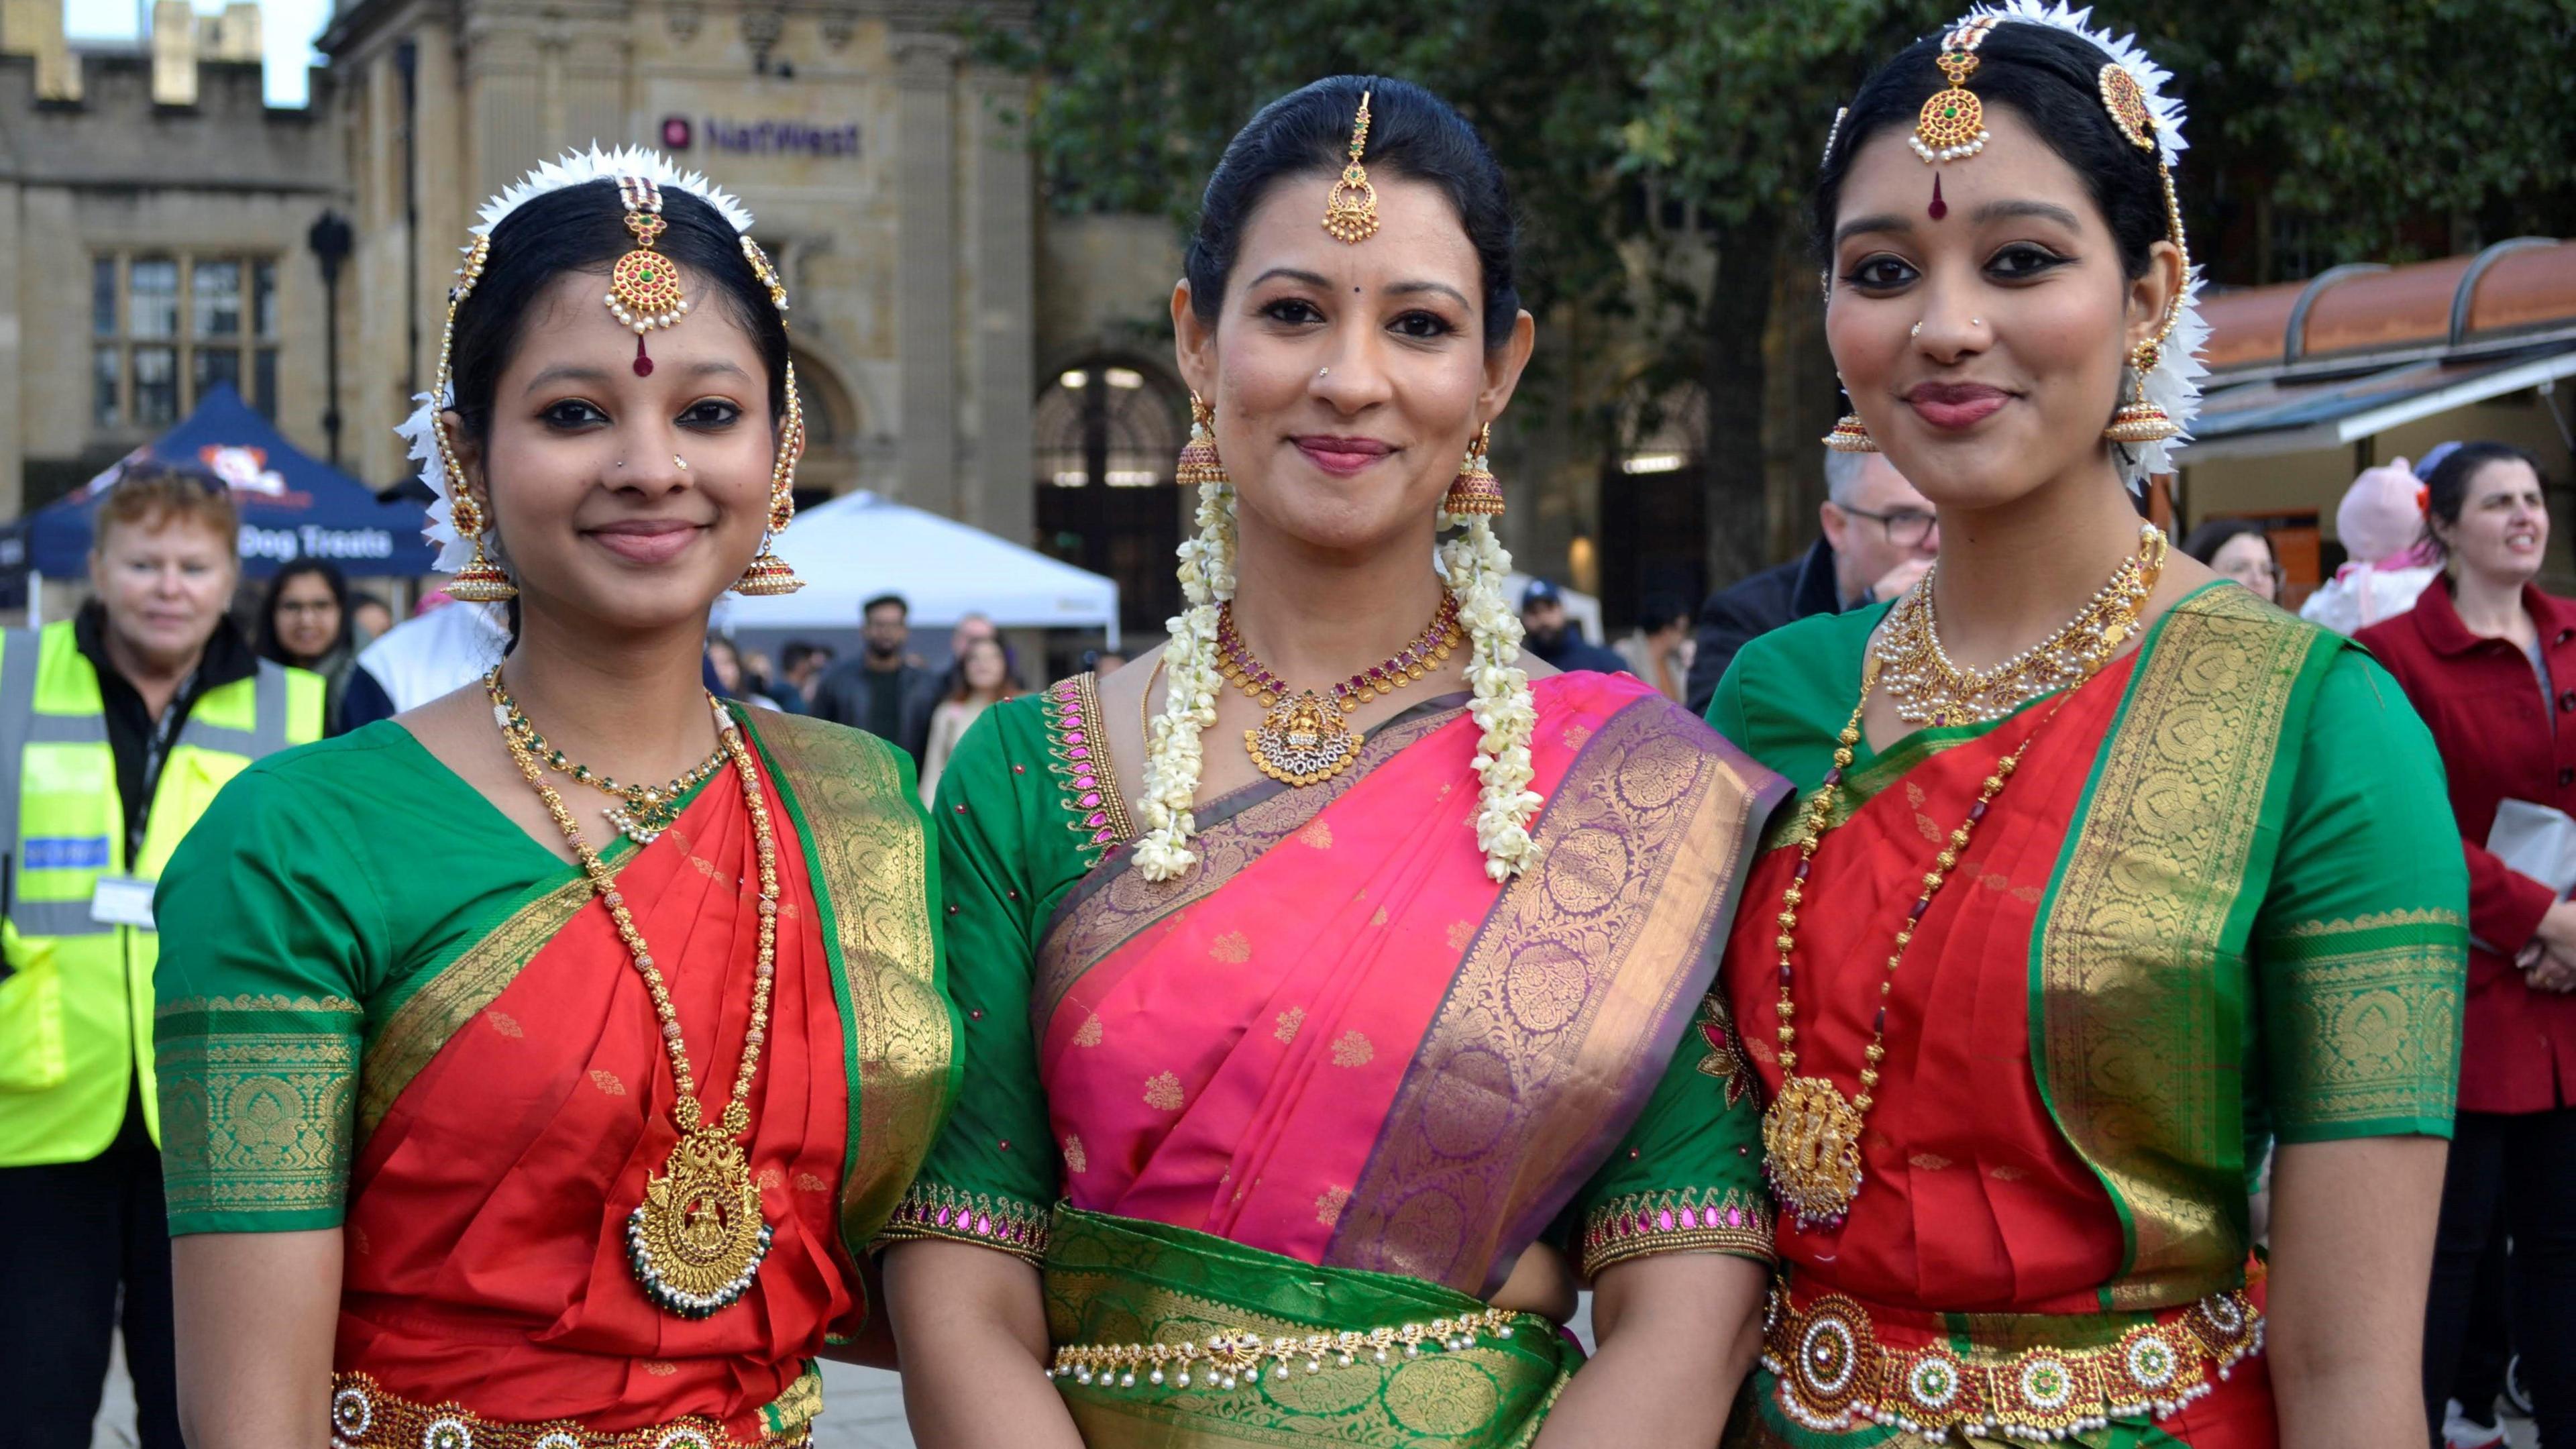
[1597,384,1709,633]
[1034,362,1187,635]
[788,350,859,504]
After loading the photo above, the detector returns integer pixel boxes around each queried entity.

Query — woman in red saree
[882,78,1786,1448]
[1711,11,2465,1446]
[151,152,951,1448]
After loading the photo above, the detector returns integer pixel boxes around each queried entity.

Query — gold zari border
[1762,1288,2261,1440]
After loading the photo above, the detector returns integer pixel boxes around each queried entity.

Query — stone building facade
[0,1,341,514]
[319,0,1038,543]
[3,0,1038,552]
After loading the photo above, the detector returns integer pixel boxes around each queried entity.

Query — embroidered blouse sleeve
[878,696,1078,1263]
[1560,992,1776,1278]
[153,760,383,1235]
[2254,648,2469,1142]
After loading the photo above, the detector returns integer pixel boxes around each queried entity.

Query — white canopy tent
[719,491,1121,646]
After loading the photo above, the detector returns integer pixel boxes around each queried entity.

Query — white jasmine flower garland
[1132,436,1544,883]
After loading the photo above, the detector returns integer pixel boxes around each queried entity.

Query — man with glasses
[1684,449,1940,714]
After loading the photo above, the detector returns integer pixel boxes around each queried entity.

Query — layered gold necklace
[492,677,728,844]
[1215,594,1462,787]
[1872,523,2167,727]
[486,668,779,1317]
[1760,527,2162,1231]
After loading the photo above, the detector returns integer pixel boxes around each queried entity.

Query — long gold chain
[1760,528,2161,1232]
[486,667,781,1316]
[1873,523,2167,727]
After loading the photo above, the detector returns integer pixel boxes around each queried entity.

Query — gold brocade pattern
[2260,913,2465,1132]
[158,995,363,1222]
[2036,588,2311,1309]
[356,877,592,1140]
[1330,700,1778,1293]
[739,708,953,1255]
[1034,708,1461,1028]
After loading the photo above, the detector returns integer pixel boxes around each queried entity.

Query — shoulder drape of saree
[1034,673,1785,1297]
[2034,586,2462,1307]
[735,706,955,1260]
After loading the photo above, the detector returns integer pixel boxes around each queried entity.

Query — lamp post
[308,210,354,466]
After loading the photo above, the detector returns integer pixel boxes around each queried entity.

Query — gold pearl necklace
[1760,529,2160,1231]
[486,667,780,1318]
[1874,524,2167,726]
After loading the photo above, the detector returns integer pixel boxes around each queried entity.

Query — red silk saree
[1708,586,2467,1447]
[154,709,953,1446]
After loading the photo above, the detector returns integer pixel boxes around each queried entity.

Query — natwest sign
[661,115,859,159]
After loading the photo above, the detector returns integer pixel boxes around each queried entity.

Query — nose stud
[1318,367,1330,378]
[1911,322,1923,339]
[675,455,690,472]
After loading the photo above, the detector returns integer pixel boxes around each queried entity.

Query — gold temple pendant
[625,1127,773,1318]
[1244,690,1363,788]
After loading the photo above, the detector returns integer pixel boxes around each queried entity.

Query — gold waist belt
[1049,1305,1533,1392]
[1762,1286,2262,1440]
[329,1371,816,1449]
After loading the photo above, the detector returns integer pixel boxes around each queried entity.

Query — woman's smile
[584,516,707,565]
[1291,433,1397,477]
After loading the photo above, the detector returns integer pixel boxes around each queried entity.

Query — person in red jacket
[2357,440,2574,1446]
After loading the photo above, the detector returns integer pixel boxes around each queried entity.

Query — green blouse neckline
[374,717,686,881]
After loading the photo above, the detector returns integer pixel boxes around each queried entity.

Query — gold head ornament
[1322,89,1380,244]
[1911,16,1998,165]
[607,176,689,376]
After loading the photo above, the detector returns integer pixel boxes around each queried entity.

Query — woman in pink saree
[880,77,1787,1448]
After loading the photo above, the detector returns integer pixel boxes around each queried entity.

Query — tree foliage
[987,0,2576,580]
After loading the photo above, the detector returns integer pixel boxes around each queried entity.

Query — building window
[1032,362,1187,635]
[91,252,282,431]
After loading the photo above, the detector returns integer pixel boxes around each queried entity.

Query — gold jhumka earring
[2095,64,2186,446]
[1177,392,1226,488]
[1322,90,1379,244]
[1442,424,1505,518]
[733,235,805,595]
[431,235,518,603]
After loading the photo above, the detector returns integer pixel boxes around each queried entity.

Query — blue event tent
[23,384,436,590]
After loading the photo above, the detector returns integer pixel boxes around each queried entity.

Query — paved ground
[87,1311,2538,1448]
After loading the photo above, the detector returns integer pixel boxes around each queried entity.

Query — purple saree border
[1323,692,1790,1295]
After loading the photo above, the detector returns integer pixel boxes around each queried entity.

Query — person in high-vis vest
[0,462,321,1449]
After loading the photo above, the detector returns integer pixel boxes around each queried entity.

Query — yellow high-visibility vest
[0,621,323,1166]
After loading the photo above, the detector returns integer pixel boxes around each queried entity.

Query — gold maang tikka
[1910,15,1997,221]
[608,175,690,376]
[1322,90,1379,244]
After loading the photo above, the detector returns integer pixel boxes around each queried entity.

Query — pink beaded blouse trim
[1045,672,1136,860]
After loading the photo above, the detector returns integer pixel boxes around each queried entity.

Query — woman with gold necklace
[149,149,951,1448]
[1711,9,2466,1446]
[882,78,1788,1448]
